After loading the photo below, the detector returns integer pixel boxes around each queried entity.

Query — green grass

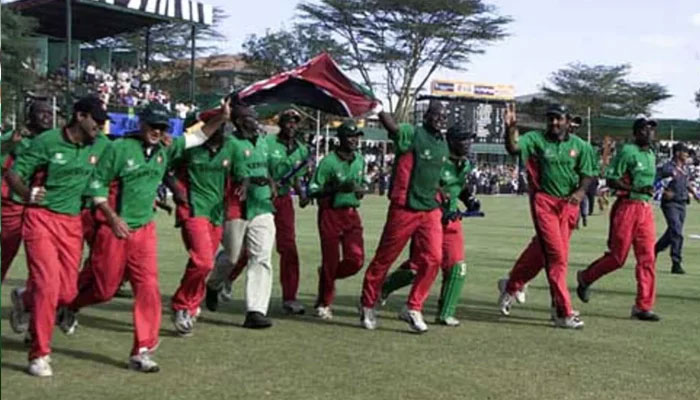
[2,196,699,400]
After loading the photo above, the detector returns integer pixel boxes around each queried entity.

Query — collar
[335,149,356,162]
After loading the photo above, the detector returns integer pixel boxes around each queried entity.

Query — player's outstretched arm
[377,110,400,140]
[504,103,520,155]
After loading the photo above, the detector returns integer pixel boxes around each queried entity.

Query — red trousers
[506,192,579,318]
[72,222,161,355]
[402,219,465,271]
[580,198,656,311]
[317,206,364,307]
[172,217,223,315]
[1,199,25,282]
[362,205,443,311]
[22,208,83,360]
[81,209,97,246]
[274,195,300,302]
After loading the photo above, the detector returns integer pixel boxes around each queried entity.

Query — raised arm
[504,103,520,155]
[378,111,400,141]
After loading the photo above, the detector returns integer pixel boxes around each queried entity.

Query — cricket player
[308,120,365,320]
[654,142,697,274]
[6,96,111,377]
[266,109,311,314]
[497,104,596,329]
[576,118,661,321]
[380,125,474,326]
[64,101,229,373]
[206,103,278,329]
[360,100,448,333]
[1,99,53,282]
[169,114,236,336]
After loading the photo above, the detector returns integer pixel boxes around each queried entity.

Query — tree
[242,24,351,80]
[298,0,511,121]
[1,6,40,120]
[541,63,671,118]
[695,88,700,110]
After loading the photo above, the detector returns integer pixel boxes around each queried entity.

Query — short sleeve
[167,137,187,167]
[394,124,415,154]
[605,146,631,181]
[517,131,539,161]
[576,142,598,177]
[11,136,48,181]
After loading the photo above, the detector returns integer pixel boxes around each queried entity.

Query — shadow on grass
[1,337,125,369]
[1,361,26,373]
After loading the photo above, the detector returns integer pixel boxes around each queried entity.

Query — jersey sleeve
[576,142,598,178]
[85,141,121,198]
[167,137,188,167]
[517,131,538,161]
[11,135,49,182]
[308,156,332,196]
[604,145,631,181]
[394,124,416,154]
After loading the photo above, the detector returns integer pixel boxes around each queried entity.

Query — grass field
[2,196,699,400]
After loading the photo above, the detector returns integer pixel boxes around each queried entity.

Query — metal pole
[670,126,674,143]
[190,25,196,104]
[65,0,72,112]
[587,106,591,143]
[52,96,57,129]
[315,110,321,165]
[325,123,329,155]
[144,27,151,68]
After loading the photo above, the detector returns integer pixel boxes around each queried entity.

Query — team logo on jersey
[244,149,251,157]
[52,152,67,165]
[222,159,230,167]
[89,155,98,165]
[157,155,163,164]
[569,149,577,158]
[636,161,645,171]
[419,149,433,160]
[127,159,135,167]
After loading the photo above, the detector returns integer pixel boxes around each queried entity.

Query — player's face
[143,123,169,146]
[279,119,297,138]
[546,113,568,137]
[234,107,260,138]
[77,112,100,141]
[424,106,447,133]
[677,150,689,164]
[340,135,360,152]
[31,103,53,133]
[634,124,655,146]
[448,137,471,157]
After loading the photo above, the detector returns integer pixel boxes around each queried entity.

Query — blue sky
[207,0,699,119]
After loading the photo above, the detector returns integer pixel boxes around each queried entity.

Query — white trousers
[207,213,276,314]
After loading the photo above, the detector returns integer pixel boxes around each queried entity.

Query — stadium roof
[5,0,213,41]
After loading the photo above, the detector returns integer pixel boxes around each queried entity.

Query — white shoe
[398,307,428,333]
[436,316,461,327]
[550,308,580,321]
[57,307,78,335]
[10,287,30,334]
[553,314,585,329]
[283,300,306,315]
[497,279,515,316]
[219,279,233,303]
[128,349,160,373]
[360,306,378,330]
[172,310,193,337]
[315,305,333,320]
[515,283,528,304]
[28,355,52,377]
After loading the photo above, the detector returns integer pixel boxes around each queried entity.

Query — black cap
[570,116,583,126]
[139,103,171,127]
[337,120,364,137]
[279,109,302,123]
[74,96,110,124]
[673,142,689,154]
[545,104,568,117]
[633,117,657,132]
[446,125,476,140]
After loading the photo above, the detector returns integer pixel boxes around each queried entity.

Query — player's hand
[505,103,517,129]
[662,190,674,201]
[27,186,46,204]
[234,182,247,202]
[221,97,232,121]
[11,130,23,143]
[108,216,130,239]
[567,189,585,205]
[161,133,173,147]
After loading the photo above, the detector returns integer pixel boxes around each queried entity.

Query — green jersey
[2,132,34,203]
[173,135,236,226]
[11,129,109,215]
[230,134,274,220]
[309,151,365,208]
[389,124,449,211]
[605,143,656,202]
[440,157,473,213]
[266,135,310,196]
[518,131,597,198]
[87,136,186,228]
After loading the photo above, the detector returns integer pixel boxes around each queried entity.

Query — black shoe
[631,307,660,322]
[582,217,587,227]
[243,312,272,329]
[205,286,219,312]
[671,263,686,275]
[576,270,591,303]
